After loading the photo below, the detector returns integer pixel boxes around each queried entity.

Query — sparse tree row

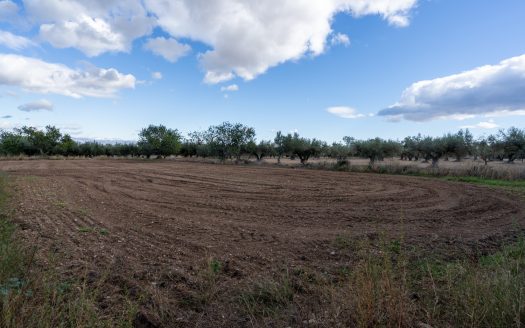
[1,123,524,167]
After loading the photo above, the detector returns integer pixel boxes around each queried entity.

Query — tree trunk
[431,157,439,168]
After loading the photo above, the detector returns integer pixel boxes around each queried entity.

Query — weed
[209,258,222,275]
[54,200,67,208]
[239,273,294,318]
[77,226,109,235]
[78,226,94,233]
[76,207,90,216]
[333,233,355,250]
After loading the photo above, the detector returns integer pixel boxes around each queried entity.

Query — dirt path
[1,159,524,326]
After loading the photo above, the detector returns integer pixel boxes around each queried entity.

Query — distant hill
[73,138,136,145]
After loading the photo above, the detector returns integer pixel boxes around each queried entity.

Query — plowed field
[1,159,524,326]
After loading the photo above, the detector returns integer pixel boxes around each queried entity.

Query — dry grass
[1,166,524,327]
[233,234,525,327]
[0,175,137,328]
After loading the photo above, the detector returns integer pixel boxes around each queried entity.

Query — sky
[0,0,524,142]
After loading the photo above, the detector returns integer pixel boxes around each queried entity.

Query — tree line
[1,122,524,167]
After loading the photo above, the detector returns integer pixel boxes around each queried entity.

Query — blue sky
[0,0,524,142]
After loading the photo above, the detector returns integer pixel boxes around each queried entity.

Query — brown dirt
[1,159,524,326]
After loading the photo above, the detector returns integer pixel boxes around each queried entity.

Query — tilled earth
[1,159,524,326]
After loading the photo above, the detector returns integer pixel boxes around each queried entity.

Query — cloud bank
[14,0,417,83]
[18,99,53,112]
[26,0,155,56]
[145,0,417,83]
[0,54,136,98]
[378,54,525,121]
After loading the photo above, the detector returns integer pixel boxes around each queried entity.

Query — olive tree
[418,136,447,168]
[205,122,255,160]
[499,127,525,163]
[401,135,422,161]
[56,134,79,156]
[475,138,492,165]
[329,142,353,163]
[288,133,323,165]
[353,138,401,166]
[138,125,182,158]
[246,140,274,161]
[0,130,28,155]
[274,131,294,163]
[18,125,62,156]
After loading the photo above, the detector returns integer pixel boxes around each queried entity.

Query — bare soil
[1,159,524,326]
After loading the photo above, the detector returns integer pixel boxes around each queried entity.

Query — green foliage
[328,142,353,162]
[287,133,324,164]
[499,127,525,162]
[239,274,294,318]
[353,138,401,166]
[246,140,275,161]
[138,124,182,158]
[1,124,523,166]
[443,176,525,189]
[204,122,256,160]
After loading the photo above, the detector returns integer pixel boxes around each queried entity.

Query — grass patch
[0,174,135,327]
[237,235,525,327]
[238,273,295,318]
[443,176,525,189]
[414,237,525,327]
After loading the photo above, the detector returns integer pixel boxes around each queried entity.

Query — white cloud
[330,33,350,47]
[1,115,12,118]
[0,30,36,50]
[326,106,365,119]
[11,0,417,81]
[25,0,155,56]
[379,54,525,121]
[144,37,190,63]
[220,84,239,92]
[461,120,499,130]
[0,54,136,98]
[485,109,525,118]
[18,99,53,112]
[39,15,127,56]
[151,71,162,80]
[436,114,476,121]
[144,0,417,83]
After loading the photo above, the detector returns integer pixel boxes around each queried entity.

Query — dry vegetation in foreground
[240,235,525,328]
[0,168,524,327]
[0,175,137,328]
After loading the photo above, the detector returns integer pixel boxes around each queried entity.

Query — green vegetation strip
[443,176,525,189]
